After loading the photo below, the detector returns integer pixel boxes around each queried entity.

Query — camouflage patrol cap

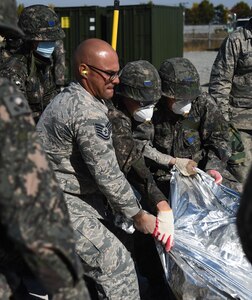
[0,0,24,38]
[117,60,162,104]
[18,5,65,41]
[159,57,200,101]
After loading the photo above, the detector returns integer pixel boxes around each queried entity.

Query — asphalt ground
[184,50,218,91]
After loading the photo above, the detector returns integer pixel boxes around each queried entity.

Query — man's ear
[79,64,88,77]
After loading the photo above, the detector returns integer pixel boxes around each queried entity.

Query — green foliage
[185,1,215,24]
[214,4,229,24]
[231,1,252,18]
[198,0,215,24]
[184,0,251,25]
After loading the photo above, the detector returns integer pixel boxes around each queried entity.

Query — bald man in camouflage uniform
[37,38,157,300]
[209,19,252,183]
[0,5,65,123]
[0,1,90,299]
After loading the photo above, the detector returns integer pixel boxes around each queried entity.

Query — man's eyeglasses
[86,64,122,81]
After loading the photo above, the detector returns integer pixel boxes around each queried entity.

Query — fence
[184,24,228,51]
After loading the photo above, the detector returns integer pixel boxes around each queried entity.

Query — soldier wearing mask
[0,1,90,299]
[152,57,241,196]
[108,60,180,299]
[113,60,198,194]
[0,5,65,122]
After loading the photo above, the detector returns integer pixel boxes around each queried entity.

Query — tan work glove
[175,158,197,176]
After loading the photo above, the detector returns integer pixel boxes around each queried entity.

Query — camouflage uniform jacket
[152,92,231,177]
[209,20,252,126]
[53,40,66,87]
[107,100,168,210]
[0,47,59,121]
[36,81,140,219]
[0,78,85,296]
[132,120,173,166]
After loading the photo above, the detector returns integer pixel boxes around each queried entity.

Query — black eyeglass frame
[86,64,122,81]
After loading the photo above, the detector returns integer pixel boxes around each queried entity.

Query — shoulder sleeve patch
[3,92,31,117]
[94,121,112,140]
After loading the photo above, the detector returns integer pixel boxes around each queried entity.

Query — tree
[198,0,215,24]
[185,3,200,25]
[231,1,252,18]
[213,4,229,24]
[185,0,215,24]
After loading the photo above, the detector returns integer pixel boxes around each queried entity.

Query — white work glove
[152,210,174,252]
[175,158,197,176]
[207,169,223,184]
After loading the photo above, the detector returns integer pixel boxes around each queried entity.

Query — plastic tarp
[160,168,252,300]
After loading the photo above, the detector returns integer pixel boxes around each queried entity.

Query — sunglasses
[86,64,122,81]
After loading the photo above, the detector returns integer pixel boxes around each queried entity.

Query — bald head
[74,38,118,76]
[74,38,120,100]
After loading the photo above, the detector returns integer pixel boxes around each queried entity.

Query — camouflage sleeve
[107,102,141,174]
[0,56,27,97]
[53,40,66,87]
[130,157,168,212]
[143,143,173,166]
[75,108,141,219]
[209,35,240,121]
[0,79,82,294]
[106,102,167,209]
[197,94,231,171]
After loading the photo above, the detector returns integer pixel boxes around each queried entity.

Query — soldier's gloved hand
[175,158,197,176]
[207,169,223,184]
[152,210,174,252]
[133,210,156,234]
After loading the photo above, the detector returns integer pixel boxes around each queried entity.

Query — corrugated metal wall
[55,6,106,80]
[152,6,183,67]
[55,4,183,82]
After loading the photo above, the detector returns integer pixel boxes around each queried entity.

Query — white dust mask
[35,41,56,58]
[133,104,154,122]
[171,100,192,116]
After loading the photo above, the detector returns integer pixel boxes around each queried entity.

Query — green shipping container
[55,4,183,82]
[106,4,184,69]
[55,6,106,81]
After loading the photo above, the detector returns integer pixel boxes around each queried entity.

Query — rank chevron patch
[95,121,112,140]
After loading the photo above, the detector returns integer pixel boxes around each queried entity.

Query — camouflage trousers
[64,193,140,300]
[230,108,252,184]
[228,129,252,185]
[240,130,252,181]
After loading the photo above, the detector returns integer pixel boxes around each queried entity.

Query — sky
[17,0,246,9]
